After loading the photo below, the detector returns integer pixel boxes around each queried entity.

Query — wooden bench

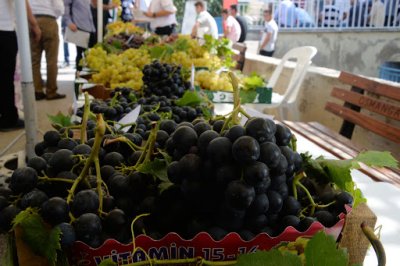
[283,72,400,186]
[232,43,247,71]
[325,71,400,143]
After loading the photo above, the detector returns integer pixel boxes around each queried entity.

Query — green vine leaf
[136,158,169,183]
[48,112,73,129]
[175,90,204,107]
[305,231,348,266]
[12,208,61,266]
[302,151,398,207]
[99,258,117,266]
[236,249,302,266]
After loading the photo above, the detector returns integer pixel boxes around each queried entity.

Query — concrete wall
[246,30,400,78]
[241,53,400,159]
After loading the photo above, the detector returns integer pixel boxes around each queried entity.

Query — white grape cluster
[86,47,150,90]
[195,70,233,92]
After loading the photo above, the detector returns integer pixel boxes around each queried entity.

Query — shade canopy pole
[97,0,103,43]
[14,0,38,159]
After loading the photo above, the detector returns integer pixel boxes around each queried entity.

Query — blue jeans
[63,41,69,64]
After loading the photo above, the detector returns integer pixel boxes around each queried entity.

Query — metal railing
[238,0,400,30]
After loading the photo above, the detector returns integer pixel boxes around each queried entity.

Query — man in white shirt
[222,9,241,43]
[0,0,41,131]
[369,0,385,27]
[30,0,65,100]
[145,0,177,35]
[260,9,278,57]
[191,1,218,39]
[274,0,297,27]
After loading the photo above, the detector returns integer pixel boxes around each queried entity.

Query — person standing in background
[348,0,366,27]
[121,0,135,22]
[294,3,315,27]
[30,0,65,101]
[145,0,177,36]
[222,9,241,43]
[0,0,41,131]
[259,9,278,57]
[320,0,341,27]
[191,1,219,39]
[63,0,97,71]
[335,0,351,26]
[274,0,297,27]
[61,17,70,68]
[91,0,117,36]
[369,0,385,27]
[229,4,247,43]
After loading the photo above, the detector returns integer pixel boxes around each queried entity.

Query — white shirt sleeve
[197,12,207,24]
[53,0,65,17]
[160,0,176,13]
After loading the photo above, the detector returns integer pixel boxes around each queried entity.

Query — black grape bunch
[142,61,191,99]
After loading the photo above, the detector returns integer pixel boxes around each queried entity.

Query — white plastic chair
[247,46,318,121]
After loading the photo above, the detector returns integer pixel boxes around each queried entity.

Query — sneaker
[61,62,70,68]
[35,92,46,101]
[0,119,25,132]
[46,93,66,100]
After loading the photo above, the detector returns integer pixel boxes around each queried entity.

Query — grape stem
[80,92,90,144]
[66,114,106,209]
[296,178,317,216]
[290,134,298,152]
[110,91,121,107]
[103,136,143,151]
[38,176,75,184]
[94,156,104,216]
[361,222,386,266]
[229,72,241,125]
[292,172,305,200]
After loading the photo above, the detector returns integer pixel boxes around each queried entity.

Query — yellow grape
[195,70,233,92]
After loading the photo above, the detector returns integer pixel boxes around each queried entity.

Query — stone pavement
[0,64,76,157]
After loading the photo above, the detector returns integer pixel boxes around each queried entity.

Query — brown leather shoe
[35,92,46,100]
[46,93,66,100]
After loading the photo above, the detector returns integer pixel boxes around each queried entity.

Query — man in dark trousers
[0,0,41,131]
[229,4,247,43]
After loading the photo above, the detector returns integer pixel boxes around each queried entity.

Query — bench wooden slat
[331,87,400,121]
[326,102,400,143]
[339,72,400,101]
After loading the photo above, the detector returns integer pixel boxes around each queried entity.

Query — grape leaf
[354,151,398,168]
[236,249,302,266]
[128,92,137,102]
[159,181,174,193]
[318,159,352,190]
[303,151,398,208]
[239,90,257,104]
[200,106,212,120]
[305,231,348,266]
[99,258,117,266]
[48,112,73,128]
[175,90,203,107]
[12,208,61,266]
[137,158,169,183]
